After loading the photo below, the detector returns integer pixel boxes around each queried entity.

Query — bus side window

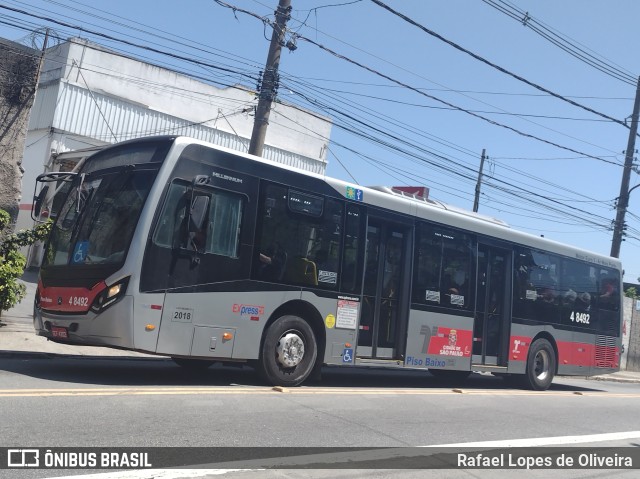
[412,222,473,310]
[598,268,620,311]
[153,182,188,248]
[254,183,344,289]
[153,182,243,259]
[205,191,243,258]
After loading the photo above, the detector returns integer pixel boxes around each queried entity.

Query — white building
[17,37,332,239]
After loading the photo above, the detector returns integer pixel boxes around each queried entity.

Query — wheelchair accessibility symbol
[342,348,353,363]
[71,241,89,264]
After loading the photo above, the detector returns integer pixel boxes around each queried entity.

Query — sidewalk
[1,271,640,384]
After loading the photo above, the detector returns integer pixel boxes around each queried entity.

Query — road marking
[54,469,249,479]
[426,430,640,447]
[0,386,639,398]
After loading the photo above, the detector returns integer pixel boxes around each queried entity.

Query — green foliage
[0,210,10,231]
[0,249,27,313]
[0,209,52,315]
[0,220,52,257]
[624,286,638,300]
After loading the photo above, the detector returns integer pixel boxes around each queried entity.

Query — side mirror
[187,195,209,251]
[31,171,77,222]
[32,185,49,221]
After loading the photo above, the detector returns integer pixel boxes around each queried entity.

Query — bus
[32,136,622,390]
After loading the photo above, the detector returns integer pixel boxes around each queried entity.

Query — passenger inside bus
[599,273,617,299]
[259,242,287,281]
[576,292,592,312]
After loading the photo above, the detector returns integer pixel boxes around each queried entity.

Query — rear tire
[259,315,317,387]
[523,338,556,390]
[172,358,215,370]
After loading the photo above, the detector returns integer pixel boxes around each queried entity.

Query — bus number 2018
[570,312,590,324]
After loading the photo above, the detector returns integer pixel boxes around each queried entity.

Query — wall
[625,297,640,372]
[0,39,39,227]
[38,39,331,162]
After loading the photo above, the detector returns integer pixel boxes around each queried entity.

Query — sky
[1,0,640,280]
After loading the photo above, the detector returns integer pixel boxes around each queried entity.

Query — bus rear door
[356,217,412,360]
[473,242,512,367]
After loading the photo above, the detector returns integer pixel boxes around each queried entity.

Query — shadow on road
[0,353,604,393]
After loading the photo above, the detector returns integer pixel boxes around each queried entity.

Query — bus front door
[356,219,410,360]
[473,243,512,366]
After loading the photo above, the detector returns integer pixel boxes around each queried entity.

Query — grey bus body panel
[404,310,473,371]
[36,296,135,349]
[155,290,302,359]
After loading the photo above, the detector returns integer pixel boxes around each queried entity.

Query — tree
[624,286,638,300]
[0,209,51,315]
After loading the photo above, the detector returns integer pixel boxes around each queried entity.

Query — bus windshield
[43,144,166,267]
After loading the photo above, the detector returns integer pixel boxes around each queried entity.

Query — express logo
[232,304,265,317]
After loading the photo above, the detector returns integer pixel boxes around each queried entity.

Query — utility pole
[248,0,292,157]
[473,149,486,212]
[36,29,50,83]
[611,77,640,258]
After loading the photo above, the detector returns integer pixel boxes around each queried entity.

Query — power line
[217,0,625,158]
[282,73,620,208]
[293,85,619,123]
[278,93,615,231]
[1,1,624,236]
[370,0,629,128]
[285,77,636,101]
[0,4,258,84]
[293,32,621,167]
[482,0,637,86]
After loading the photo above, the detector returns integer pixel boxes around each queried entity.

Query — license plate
[51,326,69,339]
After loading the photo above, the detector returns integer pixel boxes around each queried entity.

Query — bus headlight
[91,277,130,313]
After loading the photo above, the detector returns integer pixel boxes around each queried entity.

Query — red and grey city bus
[32,136,622,390]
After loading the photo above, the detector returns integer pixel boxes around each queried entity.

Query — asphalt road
[2,274,640,479]
[1,355,640,479]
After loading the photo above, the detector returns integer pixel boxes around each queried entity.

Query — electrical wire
[482,0,637,86]
[370,0,630,127]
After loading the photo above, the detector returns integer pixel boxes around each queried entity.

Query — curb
[586,375,640,384]
[0,350,169,361]
[0,351,55,360]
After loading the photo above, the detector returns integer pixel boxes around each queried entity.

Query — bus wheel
[523,339,556,391]
[171,358,215,370]
[259,315,317,387]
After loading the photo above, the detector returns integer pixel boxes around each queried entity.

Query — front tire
[259,315,317,387]
[523,338,556,390]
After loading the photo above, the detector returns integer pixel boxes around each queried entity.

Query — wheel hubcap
[534,349,550,381]
[276,332,305,368]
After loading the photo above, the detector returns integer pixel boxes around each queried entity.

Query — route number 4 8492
[68,296,89,307]
[570,311,590,324]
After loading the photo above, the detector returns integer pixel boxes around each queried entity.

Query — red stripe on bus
[510,336,619,369]
[557,341,619,369]
[38,280,107,313]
